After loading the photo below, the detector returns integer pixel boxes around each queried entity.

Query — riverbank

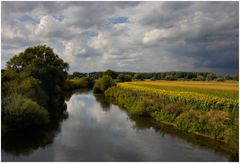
[105,83,238,157]
[2,90,233,161]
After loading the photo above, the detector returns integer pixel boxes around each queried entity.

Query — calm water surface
[2,90,232,161]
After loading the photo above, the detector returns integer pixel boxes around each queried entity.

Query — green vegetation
[116,74,132,82]
[65,77,95,90]
[71,70,238,82]
[93,75,116,94]
[2,94,49,129]
[133,73,143,81]
[2,45,238,158]
[2,45,69,131]
[103,69,118,79]
[105,81,239,154]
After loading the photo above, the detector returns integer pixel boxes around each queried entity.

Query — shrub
[165,75,175,80]
[93,75,115,94]
[207,110,231,139]
[152,104,184,122]
[128,98,159,116]
[2,94,49,129]
[175,109,206,133]
[117,74,132,82]
[214,77,224,82]
[133,74,143,81]
[66,77,95,90]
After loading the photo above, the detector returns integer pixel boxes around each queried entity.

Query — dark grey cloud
[1,1,238,75]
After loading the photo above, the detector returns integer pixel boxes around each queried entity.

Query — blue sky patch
[109,17,129,24]
[19,15,38,25]
[54,15,64,22]
[85,31,98,37]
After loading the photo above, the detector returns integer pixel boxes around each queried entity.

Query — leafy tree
[124,74,132,82]
[2,45,69,130]
[195,75,205,81]
[6,45,69,109]
[133,73,143,80]
[206,73,216,81]
[165,75,175,80]
[93,75,115,94]
[117,74,125,82]
[117,74,132,82]
[103,69,118,79]
[66,77,95,90]
[215,77,224,82]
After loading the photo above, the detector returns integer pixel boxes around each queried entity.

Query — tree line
[71,69,239,82]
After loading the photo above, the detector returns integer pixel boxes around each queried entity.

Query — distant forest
[70,70,239,81]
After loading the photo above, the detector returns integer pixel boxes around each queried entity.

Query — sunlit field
[129,80,239,99]
[118,80,239,111]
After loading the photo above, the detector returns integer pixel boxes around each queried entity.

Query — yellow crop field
[117,81,239,111]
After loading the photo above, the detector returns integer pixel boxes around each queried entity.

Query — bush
[214,77,224,82]
[175,109,207,133]
[133,74,143,81]
[66,77,95,90]
[165,75,175,80]
[128,98,159,116]
[2,94,49,129]
[93,75,115,94]
[117,74,132,82]
[93,80,102,93]
[156,104,184,122]
[207,110,231,139]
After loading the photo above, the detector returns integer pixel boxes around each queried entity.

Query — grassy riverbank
[105,81,238,155]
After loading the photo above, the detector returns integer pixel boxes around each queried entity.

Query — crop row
[117,82,238,111]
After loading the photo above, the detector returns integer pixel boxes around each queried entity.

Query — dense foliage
[93,75,116,94]
[2,45,69,130]
[65,77,95,90]
[71,69,238,81]
[116,74,132,82]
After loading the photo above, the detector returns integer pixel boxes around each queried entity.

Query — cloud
[1,1,238,75]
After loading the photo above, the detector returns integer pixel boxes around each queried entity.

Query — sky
[1,1,239,75]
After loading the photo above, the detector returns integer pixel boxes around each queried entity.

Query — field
[117,80,239,111]
[105,80,239,151]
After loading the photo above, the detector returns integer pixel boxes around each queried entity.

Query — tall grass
[105,84,238,153]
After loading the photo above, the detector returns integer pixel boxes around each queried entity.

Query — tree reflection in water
[2,88,91,157]
[2,111,68,156]
[1,89,238,161]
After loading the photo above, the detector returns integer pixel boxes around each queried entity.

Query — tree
[117,74,132,82]
[7,45,69,72]
[6,45,69,109]
[165,74,175,80]
[93,75,116,93]
[206,73,216,81]
[103,69,118,79]
[133,73,143,80]
[196,74,205,81]
[117,74,125,82]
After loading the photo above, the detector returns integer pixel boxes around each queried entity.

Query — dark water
[2,90,233,161]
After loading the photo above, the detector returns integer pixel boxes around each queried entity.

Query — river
[2,90,233,161]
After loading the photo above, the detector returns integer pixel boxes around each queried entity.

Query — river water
[2,90,232,161]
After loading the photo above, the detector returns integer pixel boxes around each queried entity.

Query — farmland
[129,80,238,100]
[105,80,239,154]
[117,81,238,111]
